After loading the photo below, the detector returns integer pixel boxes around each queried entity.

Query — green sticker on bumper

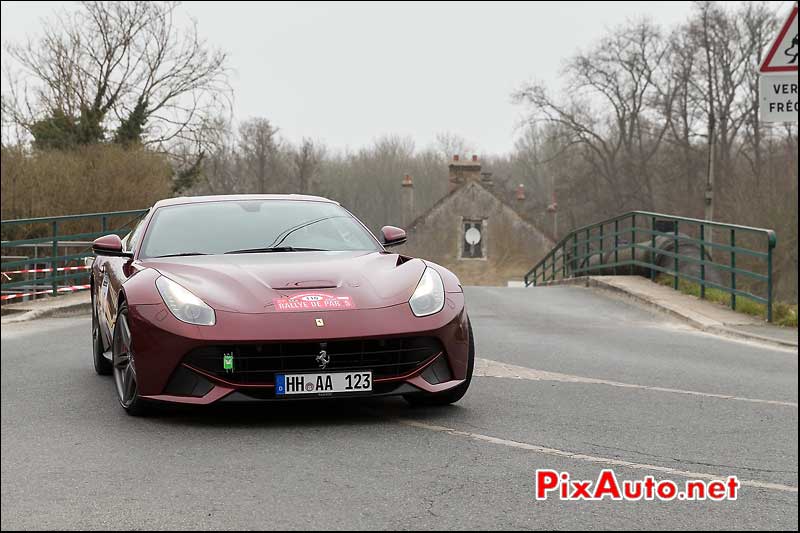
[223,353,234,372]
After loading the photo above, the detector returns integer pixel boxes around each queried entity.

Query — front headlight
[155,276,216,326]
[409,267,445,317]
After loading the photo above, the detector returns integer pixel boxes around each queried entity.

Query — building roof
[405,179,553,245]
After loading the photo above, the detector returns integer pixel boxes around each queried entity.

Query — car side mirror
[92,234,132,258]
[380,226,407,247]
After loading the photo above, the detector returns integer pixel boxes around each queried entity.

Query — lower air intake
[183,336,443,385]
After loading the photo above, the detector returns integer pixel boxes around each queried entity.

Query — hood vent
[395,254,413,266]
[277,280,338,290]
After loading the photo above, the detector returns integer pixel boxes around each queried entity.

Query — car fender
[121,266,163,306]
[422,260,463,293]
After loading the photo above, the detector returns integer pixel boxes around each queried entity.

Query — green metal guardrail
[1,209,148,299]
[524,211,778,322]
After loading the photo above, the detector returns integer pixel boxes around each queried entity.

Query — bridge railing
[1,209,148,302]
[523,211,778,322]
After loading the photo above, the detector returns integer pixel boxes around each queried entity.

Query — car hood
[142,251,426,313]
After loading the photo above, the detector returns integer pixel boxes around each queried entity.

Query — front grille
[183,337,443,385]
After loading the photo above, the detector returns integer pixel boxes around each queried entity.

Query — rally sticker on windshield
[273,293,355,312]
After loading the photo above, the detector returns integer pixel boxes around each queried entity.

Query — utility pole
[705,117,715,245]
[702,3,716,245]
[547,190,559,240]
[551,174,558,239]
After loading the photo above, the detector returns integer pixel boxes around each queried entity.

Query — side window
[124,217,148,253]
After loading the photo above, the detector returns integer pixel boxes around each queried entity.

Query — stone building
[397,155,554,285]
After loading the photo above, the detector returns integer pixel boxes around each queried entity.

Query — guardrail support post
[585,229,590,274]
[573,234,578,276]
[599,224,604,274]
[51,221,58,296]
[673,221,679,290]
[651,216,656,281]
[730,229,736,311]
[614,220,619,275]
[700,224,706,300]
[631,214,636,273]
[767,238,774,323]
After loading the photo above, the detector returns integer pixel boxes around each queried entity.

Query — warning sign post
[759,4,798,123]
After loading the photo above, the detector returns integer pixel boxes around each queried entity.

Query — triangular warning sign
[760,5,798,73]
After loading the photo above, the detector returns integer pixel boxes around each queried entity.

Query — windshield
[139,200,380,258]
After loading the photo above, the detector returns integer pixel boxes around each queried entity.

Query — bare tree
[238,118,282,194]
[510,2,796,301]
[433,132,476,160]
[689,0,756,222]
[291,138,325,194]
[737,2,778,184]
[515,20,676,213]
[2,1,231,150]
[665,23,704,209]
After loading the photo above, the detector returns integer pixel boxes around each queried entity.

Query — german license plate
[275,371,372,396]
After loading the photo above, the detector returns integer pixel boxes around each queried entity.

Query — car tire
[112,302,149,416]
[92,290,113,376]
[404,317,474,407]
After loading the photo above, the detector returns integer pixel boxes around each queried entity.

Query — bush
[1,144,173,222]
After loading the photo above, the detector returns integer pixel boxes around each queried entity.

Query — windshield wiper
[153,252,211,258]
[267,216,350,248]
[223,246,327,255]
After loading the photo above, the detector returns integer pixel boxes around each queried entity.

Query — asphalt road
[1,286,797,530]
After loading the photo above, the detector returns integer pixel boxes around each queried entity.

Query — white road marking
[399,419,798,494]
[475,358,798,408]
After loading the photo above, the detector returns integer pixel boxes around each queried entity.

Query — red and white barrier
[1,265,91,276]
[0,284,91,302]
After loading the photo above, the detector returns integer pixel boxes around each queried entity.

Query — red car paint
[92,194,469,405]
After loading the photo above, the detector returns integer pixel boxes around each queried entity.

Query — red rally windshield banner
[273,292,355,312]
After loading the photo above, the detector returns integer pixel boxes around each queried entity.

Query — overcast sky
[0,1,792,155]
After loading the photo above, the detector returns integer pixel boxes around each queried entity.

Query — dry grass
[1,144,172,238]
[656,274,798,328]
[2,144,172,219]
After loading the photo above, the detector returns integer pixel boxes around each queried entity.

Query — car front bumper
[127,292,469,405]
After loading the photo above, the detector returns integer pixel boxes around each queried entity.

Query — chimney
[448,153,482,192]
[401,174,415,227]
[516,183,526,201]
[547,191,558,212]
[480,171,494,190]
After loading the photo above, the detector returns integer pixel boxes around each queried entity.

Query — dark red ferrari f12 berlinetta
[91,195,474,415]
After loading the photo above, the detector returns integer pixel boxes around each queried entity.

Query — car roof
[152,194,340,209]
